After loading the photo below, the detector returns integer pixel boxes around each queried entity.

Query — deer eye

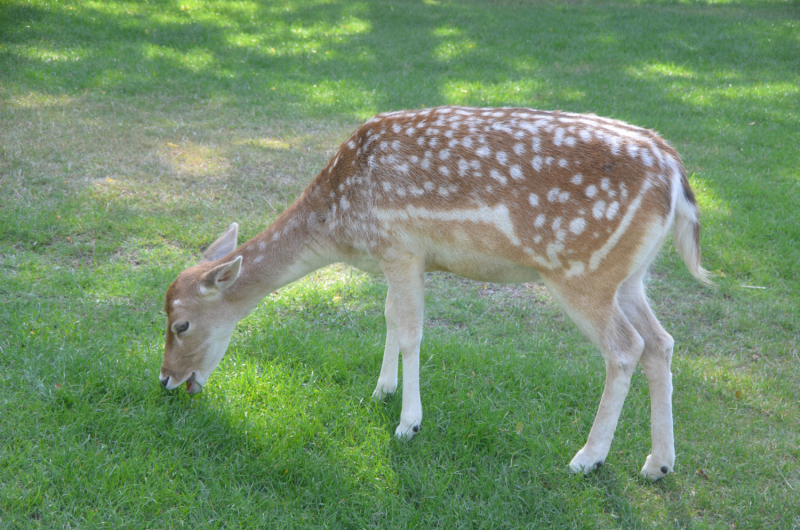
[175,321,190,334]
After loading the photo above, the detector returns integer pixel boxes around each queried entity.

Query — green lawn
[1,0,799,528]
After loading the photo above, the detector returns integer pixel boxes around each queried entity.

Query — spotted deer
[159,106,711,481]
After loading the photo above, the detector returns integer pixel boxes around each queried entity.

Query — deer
[159,106,712,481]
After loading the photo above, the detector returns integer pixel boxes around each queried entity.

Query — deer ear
[201,256,242,293]
[200,223,238,263]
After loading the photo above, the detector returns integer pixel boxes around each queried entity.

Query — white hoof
[371,380,397,401]
[394,419,421,439]
[640,454,673,481]
[569,447,607,475]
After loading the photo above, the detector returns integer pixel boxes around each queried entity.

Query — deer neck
[218,196,335,316]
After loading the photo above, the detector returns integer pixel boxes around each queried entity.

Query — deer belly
[425,247,541,284]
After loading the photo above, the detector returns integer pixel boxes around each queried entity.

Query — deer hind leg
[618,276,676,481]
[379,255,426,438]
[372,287,400,400]
[546,283,645,475]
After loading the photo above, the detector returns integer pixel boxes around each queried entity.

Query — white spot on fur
[510,165,523,180]
[565,260,585,277]
[458,158,469,176]
[529,193,539,207]
[534,214,546,228]
[592,200,606,219]
[605,201,620,219]
[585,184,598,198]
[569,217,586,235]
[571,174,583,185]
[490,169,507,185]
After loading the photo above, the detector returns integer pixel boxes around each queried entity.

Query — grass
[1,0,799,527]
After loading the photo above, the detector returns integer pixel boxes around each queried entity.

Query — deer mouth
[185,374,203,394]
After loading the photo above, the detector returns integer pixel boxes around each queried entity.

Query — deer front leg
[372,288,399,400]
[380,256,425,439]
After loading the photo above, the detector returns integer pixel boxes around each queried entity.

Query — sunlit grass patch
[157,139,231,178]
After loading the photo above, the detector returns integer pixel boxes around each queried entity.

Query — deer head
[160,223,243,394]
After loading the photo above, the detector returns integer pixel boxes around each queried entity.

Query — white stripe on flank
[589,178,653,271]
[377,204,522,246]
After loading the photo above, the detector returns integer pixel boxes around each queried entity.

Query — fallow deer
[159,106,711,481]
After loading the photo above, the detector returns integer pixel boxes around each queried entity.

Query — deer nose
[160,376,170,388]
